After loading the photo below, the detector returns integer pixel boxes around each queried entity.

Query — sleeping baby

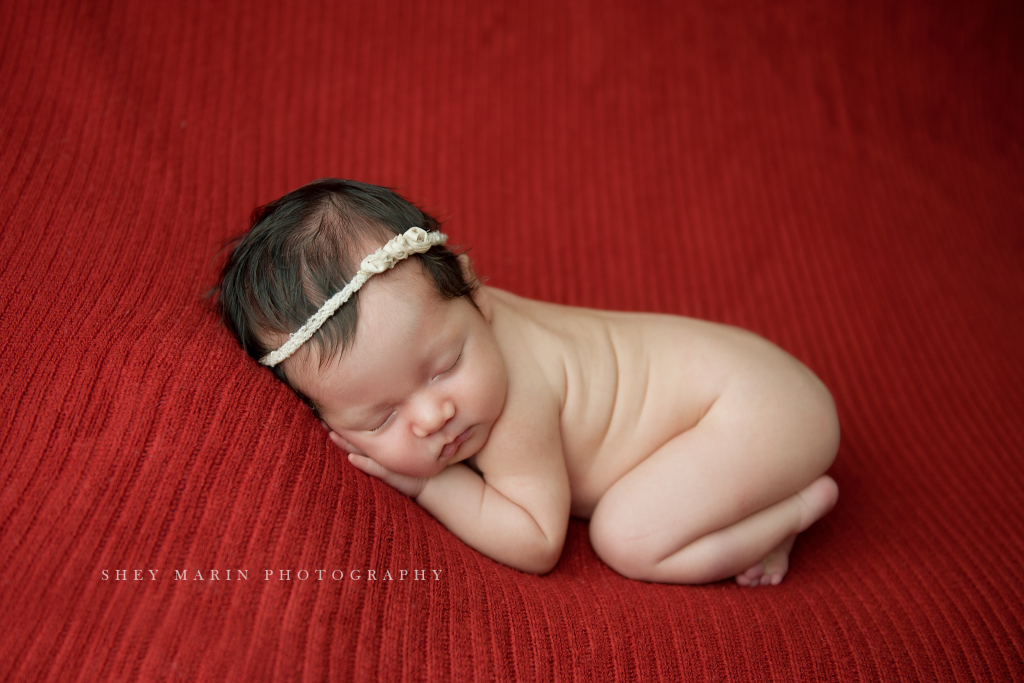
[216,178,839,586]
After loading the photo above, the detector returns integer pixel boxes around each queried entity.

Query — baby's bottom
[588,390,839,585]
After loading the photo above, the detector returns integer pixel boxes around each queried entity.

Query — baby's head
[217,179,506,476]
[218,178,474,380]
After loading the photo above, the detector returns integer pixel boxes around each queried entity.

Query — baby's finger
[347,453,386,478]
[346,454,426,498]
[328,431,347,451]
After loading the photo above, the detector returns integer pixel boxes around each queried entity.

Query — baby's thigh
[588,389,838,571]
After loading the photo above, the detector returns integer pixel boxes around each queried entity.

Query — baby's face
[282,260,507,478]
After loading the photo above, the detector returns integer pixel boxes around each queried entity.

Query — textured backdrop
[2,0,1023,680]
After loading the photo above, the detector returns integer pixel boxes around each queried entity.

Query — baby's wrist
[411,476,431,501]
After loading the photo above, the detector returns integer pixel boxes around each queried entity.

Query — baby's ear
[458,254,493,322]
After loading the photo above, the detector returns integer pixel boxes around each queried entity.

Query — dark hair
[215,179,475,386]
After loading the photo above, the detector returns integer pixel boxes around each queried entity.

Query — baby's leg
[588,389,839,585]
[674,477,838,585]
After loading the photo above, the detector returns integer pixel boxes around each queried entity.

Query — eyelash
[431,351,463,382]
[369,411,395,433]
[445,352,463,374]
[367,352,463,434]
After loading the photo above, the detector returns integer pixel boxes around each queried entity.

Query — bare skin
[280,258,840,585]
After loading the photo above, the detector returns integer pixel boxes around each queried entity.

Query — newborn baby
[217,179,839,586]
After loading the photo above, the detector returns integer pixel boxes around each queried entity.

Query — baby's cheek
[485,361,509,413]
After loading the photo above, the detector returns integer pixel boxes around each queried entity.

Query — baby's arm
[344,393,571,574]
[418,457,569,574]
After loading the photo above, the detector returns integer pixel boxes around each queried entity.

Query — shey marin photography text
[100,568,444,582]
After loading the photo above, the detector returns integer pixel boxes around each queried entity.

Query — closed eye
[447,352,463,373]
[368,411,396,434]
[433,351,462,381]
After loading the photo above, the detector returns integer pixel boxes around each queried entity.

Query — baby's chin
[399,445,478,479]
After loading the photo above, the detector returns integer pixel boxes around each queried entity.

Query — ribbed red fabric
[3,0,1023,680]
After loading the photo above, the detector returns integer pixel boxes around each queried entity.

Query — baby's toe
[736,535,795,587]
[735,564,766,587]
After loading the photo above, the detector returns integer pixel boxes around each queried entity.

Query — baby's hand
[326,429,428,498]
[346,452,429,498]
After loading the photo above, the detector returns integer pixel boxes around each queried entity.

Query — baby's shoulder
[485,287,577,391]
[471,288,570,471]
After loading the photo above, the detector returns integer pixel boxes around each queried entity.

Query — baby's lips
[440,427,473,460]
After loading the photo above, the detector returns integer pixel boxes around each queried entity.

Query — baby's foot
[735,475,839,587]
[735,535,796,586]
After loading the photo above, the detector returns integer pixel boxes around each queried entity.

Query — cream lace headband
[259,227,448,367]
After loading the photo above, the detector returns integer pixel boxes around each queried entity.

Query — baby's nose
[410,395,455,438]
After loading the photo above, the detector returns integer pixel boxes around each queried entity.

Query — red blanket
[2,0,1022,680]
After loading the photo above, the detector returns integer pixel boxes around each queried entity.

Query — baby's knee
[588,499,680,582]
[589,515,718,583]
[588,514,657,581]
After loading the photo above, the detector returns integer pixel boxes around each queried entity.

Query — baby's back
[487,287,826,518]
